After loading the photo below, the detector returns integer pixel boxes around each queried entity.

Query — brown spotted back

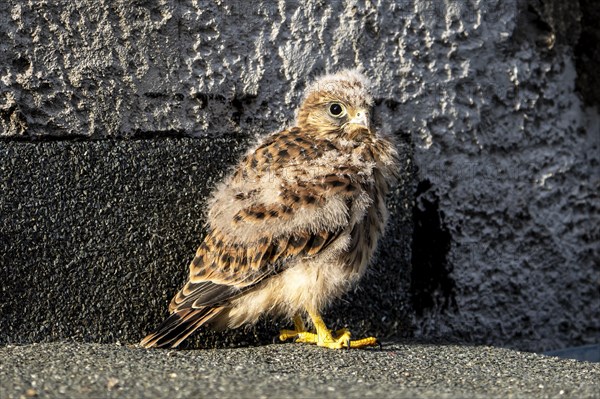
[169,124,397,314]
[140,68,401,349]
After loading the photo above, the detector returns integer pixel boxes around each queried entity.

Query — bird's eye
[328,103,345,117]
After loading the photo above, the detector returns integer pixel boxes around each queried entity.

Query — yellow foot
[308,328,378,349]
[279,314,307,342]
[279,312,379,349]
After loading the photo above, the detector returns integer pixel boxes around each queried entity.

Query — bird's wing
[169,226,343,312]
[169,127,364,313]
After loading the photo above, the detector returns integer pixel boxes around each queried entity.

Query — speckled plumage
[141,69,400,349]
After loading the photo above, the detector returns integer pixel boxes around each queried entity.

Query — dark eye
[329,103,343,116]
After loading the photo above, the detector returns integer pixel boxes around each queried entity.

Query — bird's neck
[295,122,373,142]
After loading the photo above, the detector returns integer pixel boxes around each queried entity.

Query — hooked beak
[347,110,370,130]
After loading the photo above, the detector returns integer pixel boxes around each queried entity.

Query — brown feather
[140,69,400,349]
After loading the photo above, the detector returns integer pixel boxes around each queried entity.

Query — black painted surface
[410,179,456,317]
[0,137,413,346]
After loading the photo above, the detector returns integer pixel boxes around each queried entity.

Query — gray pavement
[1,341,598,399]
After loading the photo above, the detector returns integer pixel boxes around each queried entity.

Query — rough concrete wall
[404,1,600,352]
[1,0,598,352]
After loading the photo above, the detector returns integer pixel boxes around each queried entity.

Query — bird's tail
[140,306,224,349]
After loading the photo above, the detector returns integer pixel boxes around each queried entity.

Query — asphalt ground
[1,341,598,399]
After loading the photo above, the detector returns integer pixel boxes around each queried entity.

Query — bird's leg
[278,313,336,344]
[293,310,378,349]
[279,314,308,342]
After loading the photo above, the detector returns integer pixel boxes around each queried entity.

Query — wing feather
[168,128,364,315]
[169,227,342,313]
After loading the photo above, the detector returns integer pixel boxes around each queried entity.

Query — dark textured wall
[1,0,598,352]
[0,138,413,347]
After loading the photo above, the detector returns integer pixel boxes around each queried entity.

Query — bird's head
[296,69,375,139]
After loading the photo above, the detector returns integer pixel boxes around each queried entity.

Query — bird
[140,69,400,349]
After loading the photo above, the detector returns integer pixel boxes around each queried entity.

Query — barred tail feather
[140,307,224,349]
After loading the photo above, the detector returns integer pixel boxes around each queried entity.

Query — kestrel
[140,69,400,349]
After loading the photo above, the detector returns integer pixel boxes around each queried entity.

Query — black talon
[346,338,351,350]
[376,340,383,350]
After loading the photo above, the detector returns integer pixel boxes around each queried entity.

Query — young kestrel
[140,69,400,349]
